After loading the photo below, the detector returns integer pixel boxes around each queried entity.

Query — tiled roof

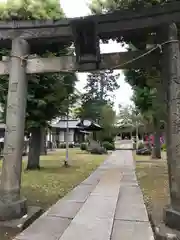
[51,120,80,129]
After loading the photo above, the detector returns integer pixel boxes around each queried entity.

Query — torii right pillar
[162,23,180,230]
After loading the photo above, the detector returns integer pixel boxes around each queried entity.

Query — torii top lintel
[0,1,179,48]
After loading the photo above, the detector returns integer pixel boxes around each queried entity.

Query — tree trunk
[27,127,41,170]
[40,127,47,155]
[152,117,161,159]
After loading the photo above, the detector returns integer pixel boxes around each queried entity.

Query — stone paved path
[14,148,154,240]
[115,140,133,150]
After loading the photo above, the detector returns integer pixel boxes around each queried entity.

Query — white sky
[60,0,133,111]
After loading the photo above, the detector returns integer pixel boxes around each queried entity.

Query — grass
[135,151,169,223]
[0,149,107,240]
[134,151,167,162]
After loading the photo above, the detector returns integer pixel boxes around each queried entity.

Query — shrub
[90,146,107,155]
[138,142,145,150]
[161,143,166,151]
[74,143,80,148]
[59,143,74,148]
[102,137,114,144]
[80,143,87,151]
[136,148,151,155]
[102,141,115,151]
[59,143,66,148]
[68,143,74,148]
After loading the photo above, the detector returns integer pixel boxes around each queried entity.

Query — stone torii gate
[0,0,180,230]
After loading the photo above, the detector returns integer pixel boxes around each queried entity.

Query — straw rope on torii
[0,39,177,75]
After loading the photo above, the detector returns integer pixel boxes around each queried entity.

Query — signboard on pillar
[71,19,101,65]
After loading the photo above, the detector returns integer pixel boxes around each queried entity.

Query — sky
[60,0,133,111]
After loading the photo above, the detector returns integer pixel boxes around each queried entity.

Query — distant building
[115,119,144,140]
[48,118,89,145]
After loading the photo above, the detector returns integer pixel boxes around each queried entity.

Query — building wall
[47,128,76,144]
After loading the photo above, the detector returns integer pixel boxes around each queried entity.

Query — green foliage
[90,0,163,47]
[161,143,166,151]
[138,142,145,150]
[89,0,165,126]
[77,71,118,144]
[90,0,162,13]
[102,141,115,151]
[90,0,165,160]
[0,0,64,20]
[26,73,77,129]
[125,67,163,124]
[117,105,144,132]
[60,143,74,148]
[74,143,80,148]
[77,71,119,121]
[98,104,116,143]
[68,143,74,148]
[60,143,66,149]
[80,143,88,151]
[132,87,155,113]
[90,146,107,155]
[0,0,78,131]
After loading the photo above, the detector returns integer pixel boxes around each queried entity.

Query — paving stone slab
[59,168,121,240]
[46,200,83,219]
[63,183,95,203]
[117,185,145,204]
[115,186,149,222]
[97,155,119,170]
[15,216,71,240]
[119,143,133,150]
[81,169,106,185]
[111,220,154,240]
[91,169,122,197]
[121,174,137,184]
[75,195,117,219]
[115,202,149,222]
[120,182,139,187]
[59,216,113,240]
[98,162,118,170]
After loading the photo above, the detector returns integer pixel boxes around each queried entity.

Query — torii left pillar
[0,38,29,220]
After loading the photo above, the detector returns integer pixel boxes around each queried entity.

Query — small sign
[71,19,101,64]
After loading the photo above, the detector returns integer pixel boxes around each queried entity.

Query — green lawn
[135,152,169,223]
[0,149,107,240]
[134,151,167,162]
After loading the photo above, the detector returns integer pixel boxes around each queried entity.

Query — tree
[117,105,144,141]
[90,0,165,48]
[98,104,116,143]
[132,84,165,157]
[0,0,78,170]
[26,73,77,170]
[78,70,119,121]
[76,70,119,144]
[89,0,165,158]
